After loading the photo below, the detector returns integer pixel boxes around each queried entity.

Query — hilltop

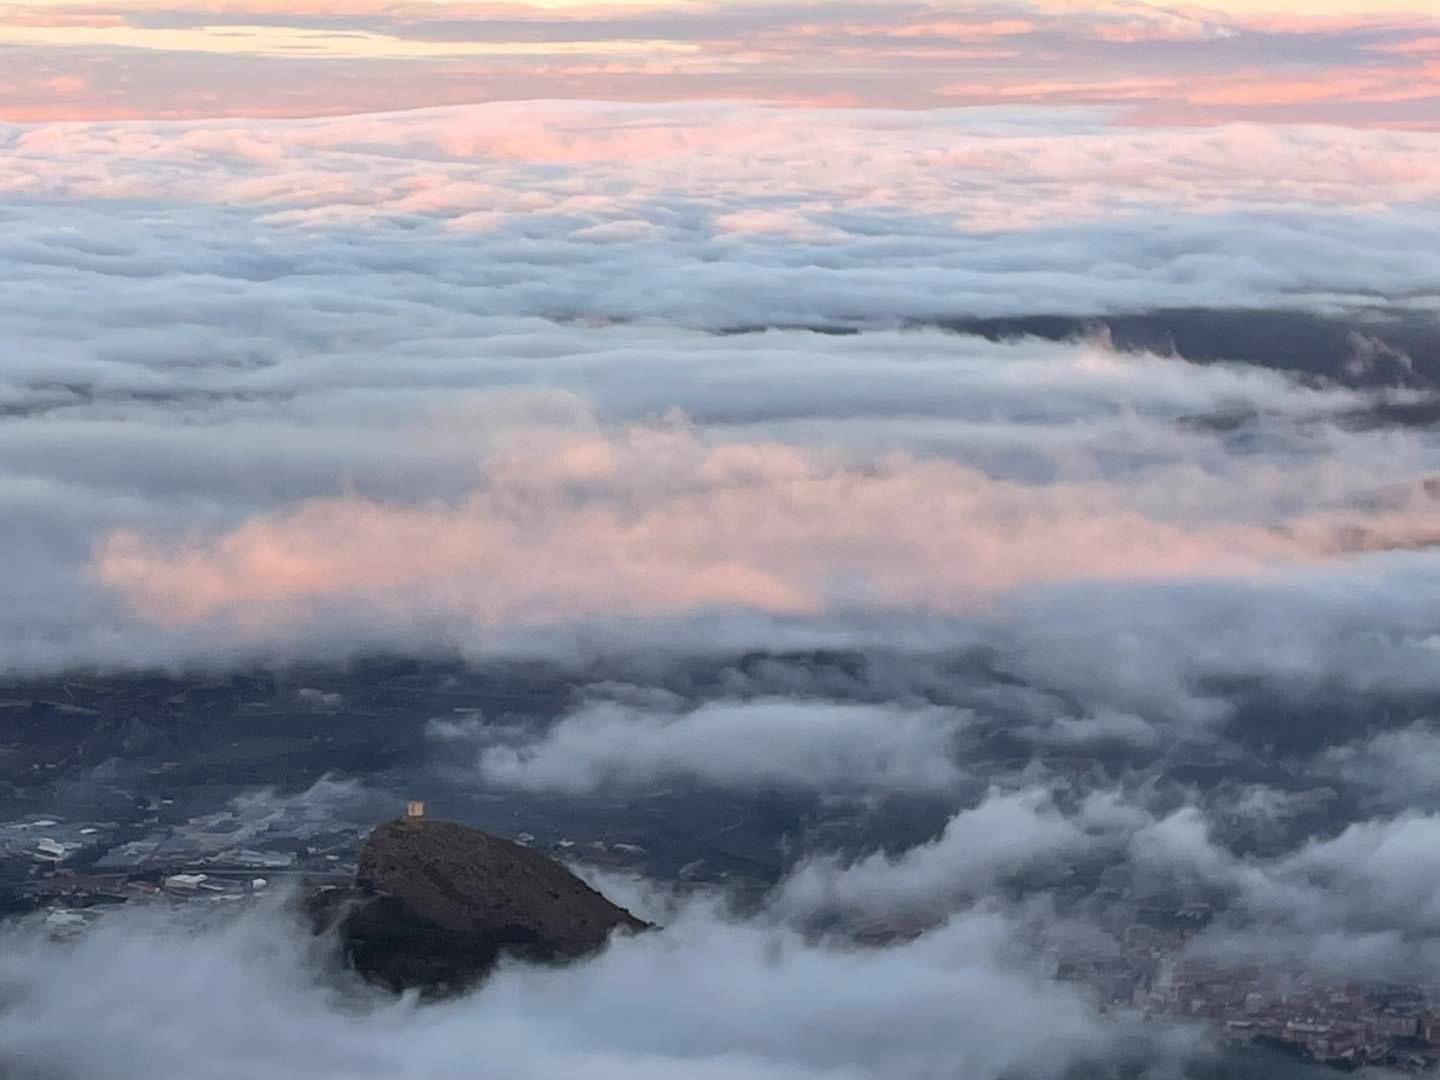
[313,815,649,994]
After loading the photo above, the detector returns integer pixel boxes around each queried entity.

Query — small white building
[32,838,68,862]
[164,873,208,893]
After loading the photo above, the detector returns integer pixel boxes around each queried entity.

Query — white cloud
[1320,723,1440,809]
[0,102,1437,713]
[449,698,967,795]
[774,788,1123,921]
[4,105,1440,329]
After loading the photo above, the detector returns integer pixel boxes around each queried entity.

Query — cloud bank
[0,892,1128,1080]
[0,100,1437,677]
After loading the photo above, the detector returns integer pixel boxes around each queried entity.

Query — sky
[1,0,1439,122]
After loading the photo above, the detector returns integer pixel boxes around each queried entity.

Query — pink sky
[1,0,1438,124]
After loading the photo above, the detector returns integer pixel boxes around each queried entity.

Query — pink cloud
[92,427,1440,638]
[0,0,1437,122]
[886,19,1039,38]
[1375,35,1440,54]
[1187,64,1440,107]
[938,76,1179,101]
[0,6,126,27]
[43,75,89,96]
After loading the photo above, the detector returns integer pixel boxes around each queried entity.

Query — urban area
[3,662,1438,1075]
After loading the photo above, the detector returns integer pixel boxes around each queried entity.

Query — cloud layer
[0,102,1436,696]
[0,890,1124,1080]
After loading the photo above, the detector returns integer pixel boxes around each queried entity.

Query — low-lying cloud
[440,698,968,796]
[88,413,1440,654]
[0,892,1121,1080]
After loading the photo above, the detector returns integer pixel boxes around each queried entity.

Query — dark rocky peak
[312,815,649,996]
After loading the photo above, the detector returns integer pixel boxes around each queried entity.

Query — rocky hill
[311,816,649,995]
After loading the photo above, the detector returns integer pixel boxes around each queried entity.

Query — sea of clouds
[3,103,1440,668]
[2,98,1440,1079]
